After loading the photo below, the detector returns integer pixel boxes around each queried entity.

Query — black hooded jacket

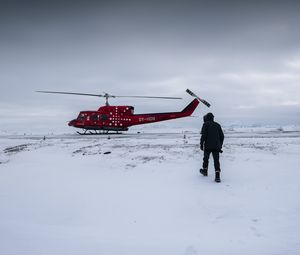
[200,113,224,151]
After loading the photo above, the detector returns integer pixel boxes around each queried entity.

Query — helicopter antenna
[36,91,182,106]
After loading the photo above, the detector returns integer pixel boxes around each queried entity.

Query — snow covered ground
[0,128,300,255]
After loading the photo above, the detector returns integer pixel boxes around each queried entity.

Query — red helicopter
[36,89,210,134]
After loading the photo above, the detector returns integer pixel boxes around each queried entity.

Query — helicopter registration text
[139,117,156,122]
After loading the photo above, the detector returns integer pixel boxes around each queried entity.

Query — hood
[206,112,214,121]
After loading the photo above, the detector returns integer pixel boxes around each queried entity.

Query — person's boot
[215,170,221,183]
[200,168,208,176]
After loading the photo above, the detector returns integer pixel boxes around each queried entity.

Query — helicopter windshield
[77,113,84,121]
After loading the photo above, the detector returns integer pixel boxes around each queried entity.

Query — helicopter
[36,89,210,135]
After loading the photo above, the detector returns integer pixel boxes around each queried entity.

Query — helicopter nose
[68,119,76,126]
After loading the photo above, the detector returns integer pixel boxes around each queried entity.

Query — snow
[0,128,300,255]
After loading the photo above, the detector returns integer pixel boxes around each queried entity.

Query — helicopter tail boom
[129,99,199,126]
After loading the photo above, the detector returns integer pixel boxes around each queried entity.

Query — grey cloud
[1,0,300,132]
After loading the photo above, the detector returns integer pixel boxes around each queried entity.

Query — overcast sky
[1,0,300,132]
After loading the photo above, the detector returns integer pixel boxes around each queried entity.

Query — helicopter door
[100,114,108,121]
[91,114,98,124]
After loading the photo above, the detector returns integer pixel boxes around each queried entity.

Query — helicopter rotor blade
[36,91,104,97]
[36,91,182,99]
[115,95,182,99]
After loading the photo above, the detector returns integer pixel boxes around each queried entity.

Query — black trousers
[202,149,220,171]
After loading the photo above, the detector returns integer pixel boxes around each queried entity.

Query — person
[200,113,224,182]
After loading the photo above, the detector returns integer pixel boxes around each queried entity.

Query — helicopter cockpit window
[77,113,84,121]
[101,114,108,121]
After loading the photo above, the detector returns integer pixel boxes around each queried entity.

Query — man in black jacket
[200,113,224,182]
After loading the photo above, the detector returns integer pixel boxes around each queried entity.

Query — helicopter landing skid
[76,130,123,135]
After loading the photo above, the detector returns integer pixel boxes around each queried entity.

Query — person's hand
[200,144,204,151]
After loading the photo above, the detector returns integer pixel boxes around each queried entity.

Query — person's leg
[212,151,221,182]
[203,150,211,168]
[212,151,220,171]
[200,150,211,176]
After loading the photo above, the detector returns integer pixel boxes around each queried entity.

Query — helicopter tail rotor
[186,89,211,108]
